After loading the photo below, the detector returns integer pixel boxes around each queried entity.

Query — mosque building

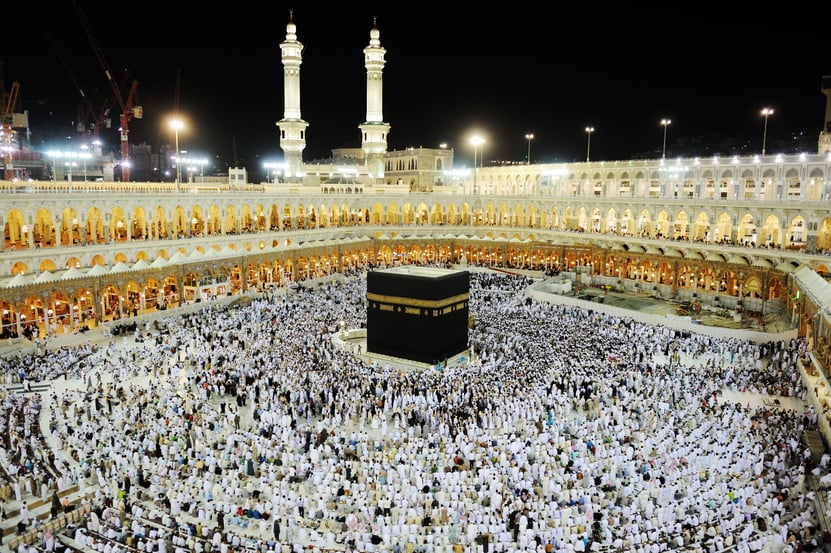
[0,14,831,388]
[5,12,831,553]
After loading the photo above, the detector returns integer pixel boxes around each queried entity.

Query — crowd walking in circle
[1,269,830,553]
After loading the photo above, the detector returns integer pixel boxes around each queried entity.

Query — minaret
[359,17,390,181]
[277,10,309,181]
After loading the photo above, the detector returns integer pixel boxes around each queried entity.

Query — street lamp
[525,133,534,165]
[264,162,283,184]
[761,107,774,156]
[585,127,595,162]
[169,119,184,186]
[470,135,485,193]
[660,119,671,159]
[46,151,59,184]
[64,161,77,185]
[80,144,89,181]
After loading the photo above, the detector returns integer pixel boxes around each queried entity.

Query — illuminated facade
[4,12,831,387]
[1,152,831,345]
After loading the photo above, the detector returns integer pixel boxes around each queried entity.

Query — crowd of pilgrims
[2,268,831,553]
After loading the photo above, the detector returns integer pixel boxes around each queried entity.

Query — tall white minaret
[277,10,308,181]
[359,17,390,181]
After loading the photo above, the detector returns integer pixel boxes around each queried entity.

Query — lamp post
[470,135,485,193]
[169,119,184,187]
[46,151,61,186]
[264,162,281,184]
[585,127,595,162]
[525,133,534,165]
[80,144,89,181]
[195,159,206,181]
[660,119,671,159]
[761,107,774,156]
[64,161,76,185]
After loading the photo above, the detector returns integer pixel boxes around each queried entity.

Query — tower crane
[155,69,181,172]
[73,0,142,181]
[1,80,20,180]
[46,32,113,142]
[0,57,22,180]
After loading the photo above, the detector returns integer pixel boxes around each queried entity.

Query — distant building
[382,147,455,192]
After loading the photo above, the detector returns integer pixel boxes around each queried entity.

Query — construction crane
[1,66,20,180]
[46,32,113,142]
[1,82,20,180]
[157,69,181,152]
[73,0,142,181]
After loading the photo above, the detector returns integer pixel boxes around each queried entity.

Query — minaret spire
[359,16,390,181]
[277,9,308,182]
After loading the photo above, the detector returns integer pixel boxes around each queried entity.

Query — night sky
[4,4,830,176]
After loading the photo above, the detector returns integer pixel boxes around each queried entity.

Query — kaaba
[366,266,469,364]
